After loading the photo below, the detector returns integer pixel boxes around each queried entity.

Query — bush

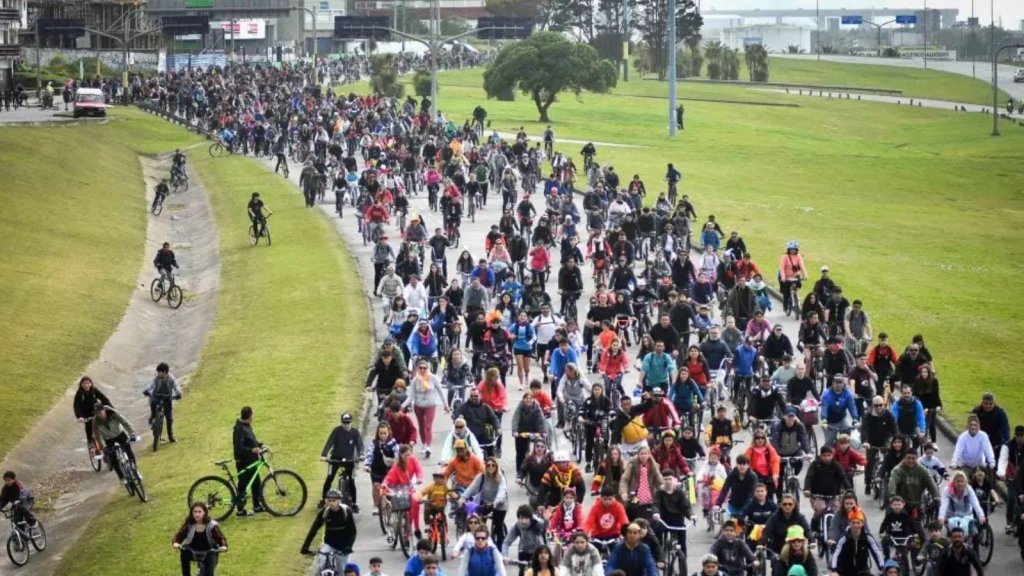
[48,55,67,68]
[368,54,404,98]
[412,69,433,97]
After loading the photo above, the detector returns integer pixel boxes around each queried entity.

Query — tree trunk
[532,89,553,123]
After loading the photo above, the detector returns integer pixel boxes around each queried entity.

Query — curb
[667,77,903,96]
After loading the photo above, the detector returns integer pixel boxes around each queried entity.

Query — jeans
[103,433,136,480]
[180,548,219,576]
[235,460,262,510]
[321,461,356,501]
[414,405,437,446]
[149,396,174,440]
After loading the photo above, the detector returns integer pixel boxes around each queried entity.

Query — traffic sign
[967,17,979,26]
[333,16,389,40]
[841,15,863,25]
[895,14,917,24]
[476,17,533,40]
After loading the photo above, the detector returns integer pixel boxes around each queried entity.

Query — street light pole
[668,0,676,137]
[922,0,927,69]
[971,0,976,77]
[816,0,820,60]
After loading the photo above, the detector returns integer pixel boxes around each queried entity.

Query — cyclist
[803,446,848,535]
[172,148,186,177]
[580,142,596,169]
[461,457,510,544]
[318,412,364,509]
[540,451,586,508]
[950,415,996,474]
[888,451,940,523]
[73,375,112,447]
[820,375,858,446]
[778,241,808,317]
[172,502,227,576]
[760,493,812,554]
[934,526,983,576]
[365,422,399,514]
[153,178,170,212]
[860,396,897,495]
[459,526,505,576]
[772,407,811,476]
[232,405,265,516]
[143,362,181,444]
[709,519,757,576]
[891,384,927,450]
[247,192,271,240]
[829,507,884,576]
[0,471,37,527]
[606,522,660,576]
[93,402,139,484]
[301,489,356,570]
[154,241,179,281]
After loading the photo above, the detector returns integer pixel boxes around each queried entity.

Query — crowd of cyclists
[4,55,1024,576]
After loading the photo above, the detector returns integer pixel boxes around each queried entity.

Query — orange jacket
[744,443,781,479]
[478,381,507,413]
[443,454,485,489]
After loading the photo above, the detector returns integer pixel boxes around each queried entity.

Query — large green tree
[483,31,617,122]
[632,0,703,80]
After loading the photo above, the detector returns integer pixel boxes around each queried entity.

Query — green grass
[56,149,371,576]
[0,109,201,461]
[389,69,1024,424]
[763,57,1004,105]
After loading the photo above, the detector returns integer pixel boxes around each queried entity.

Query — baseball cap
[341,413,353,423]
[820,265,829,272]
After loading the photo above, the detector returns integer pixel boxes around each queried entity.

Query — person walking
[404,358,449,460]
[233,406,265,516]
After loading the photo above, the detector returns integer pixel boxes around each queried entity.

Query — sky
[700,0,1023,30]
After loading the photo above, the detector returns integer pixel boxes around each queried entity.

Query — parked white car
[1014,68,1024,83]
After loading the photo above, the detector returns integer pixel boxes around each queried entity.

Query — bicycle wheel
[89,441,103,472]
[399,513,412,558]
[6,534,28,566]
[152,413,164,452]
[152,200,163,216]
[378,499,390,535]
[167,285,184,309]
[188,476,237,522]
[387,510,400,548]
[180,177,189,192]
[150,278,164,302]
[131,463,148,502]
[439,520,448,561]
[260,469,307,517]
[29,522,46,552]
[209,142,223,158]
[248,226,258,246]
[262,225,271,246]
[977,523,993,565]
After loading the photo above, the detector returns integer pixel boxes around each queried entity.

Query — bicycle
[151,271,184,309]
[445,220,461,249]
[560,290,580,323]
[655,517,691,576]
[149,393,176,452]
[110,438,147,502]
[324,459,357,508]
[86,429,104,472]
[888,535,921,576]
[779,456,806,507]
[424,504,449,561]
[208,140,231,158]
[187,447,307,522]
[183,546,223,576]
[248,214,272,246]
[809,494,839,558]
[171,170,189,193]
[2,508,46,567]
[151,192,166,216]
[380,485,414,558]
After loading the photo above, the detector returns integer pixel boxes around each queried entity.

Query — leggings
[321,461,356,501]
[180,548,218,576]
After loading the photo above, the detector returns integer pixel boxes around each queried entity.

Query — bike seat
[214,460,231,468]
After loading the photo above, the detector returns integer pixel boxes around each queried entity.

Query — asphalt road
[773,54,1024,102]
[258,148,1018,575]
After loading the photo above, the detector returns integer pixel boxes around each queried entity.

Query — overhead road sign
[475,17,533,40]
[333,16,390,40]
[895,14,917,24]
[841,15,863,25]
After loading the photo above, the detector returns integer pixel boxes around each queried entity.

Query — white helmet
[553,451,570,463]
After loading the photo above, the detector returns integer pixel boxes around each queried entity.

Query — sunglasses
[873,404,884,408]
[418,366,429,370]
[782,502,795,507]
[475,536,488,541]
[456,425,465,429]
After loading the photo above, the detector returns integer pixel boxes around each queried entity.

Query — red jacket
[833,446,867,474]
[652,443,691,476]
[583,499,629,539]
[388,412,418,445]
[744,444,781,479]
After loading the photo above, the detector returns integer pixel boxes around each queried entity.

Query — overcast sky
[701,0,1022,29]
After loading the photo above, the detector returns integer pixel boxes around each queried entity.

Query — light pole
[816,0,820,60]
[990,43,1024,136]
[922,0,927,69]
[621,0,629,80]
[293,6,318,81]
[668,0,676,137]
[971,0,976,77]
[863,19,896,57]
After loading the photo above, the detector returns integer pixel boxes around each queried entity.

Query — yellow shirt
[419,482,449,509]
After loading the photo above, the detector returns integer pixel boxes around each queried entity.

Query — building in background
[0,0,24,91]
[720,23,811,54]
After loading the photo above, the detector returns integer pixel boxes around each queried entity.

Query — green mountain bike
[187,448,307,522]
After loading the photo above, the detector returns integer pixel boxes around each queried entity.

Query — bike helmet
[325,489,343,500]
[786,240,799,251]
[553,451,570,463]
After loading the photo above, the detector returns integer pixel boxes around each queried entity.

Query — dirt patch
[0,156,221,576]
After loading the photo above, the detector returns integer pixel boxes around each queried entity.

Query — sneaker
[372,509,380,516]
[585,463,593,473]
[425,448,432,459]
[415,529,423,540]
[1006,525,1015,535]
[236,509,254,517]
[253,506,266,514]
[169,436,177,443]
[352,504,360,514]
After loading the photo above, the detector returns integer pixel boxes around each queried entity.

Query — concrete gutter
[668,77,903,96]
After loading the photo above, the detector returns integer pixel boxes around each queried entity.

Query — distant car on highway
[73,88,106,118]
[1014,68,1024,83]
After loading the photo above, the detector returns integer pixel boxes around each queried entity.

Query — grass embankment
[765,57,1002,105]
[365,69,1024,424]
[56,150,371,576]
[0,110,201,461]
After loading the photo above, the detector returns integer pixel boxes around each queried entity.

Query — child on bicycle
[705,406,740,464]
[418,471,451,528]
[503,504,549,574]
[696,446,728,519]
[879,495,924,558]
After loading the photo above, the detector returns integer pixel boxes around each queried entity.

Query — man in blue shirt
[641,340,677,392]
[606,522,659,576]
[820,375,858,446]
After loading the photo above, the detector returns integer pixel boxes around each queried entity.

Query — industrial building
[0,0,24,91]
[719,23,811,53]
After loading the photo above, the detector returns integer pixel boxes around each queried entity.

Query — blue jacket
[891,398,927,434]
[407,328,439,358]
[669,378,704,411]
[821,388,858,424]
[549,347,579,380]
[642,352,677,386]
[509,322,535,352]
[469,266,496,288]
[606,541,659,576]
[733,344,759,377]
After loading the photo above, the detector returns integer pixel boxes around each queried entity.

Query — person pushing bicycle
[143,362,181,444]
[154,241,178,282]
[233,406,265,516]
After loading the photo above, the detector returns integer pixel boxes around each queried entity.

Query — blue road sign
[841,15,863,25]
[895,14,917,24]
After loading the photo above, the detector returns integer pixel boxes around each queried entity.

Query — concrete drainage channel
[0,157,221,576]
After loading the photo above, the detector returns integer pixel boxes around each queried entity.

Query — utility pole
[923,0,927,69]
[816,0,820,60]
[991,43,1024,136]
[621,0,629,80]
[668,0,676,137]
[971,0,976,77]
